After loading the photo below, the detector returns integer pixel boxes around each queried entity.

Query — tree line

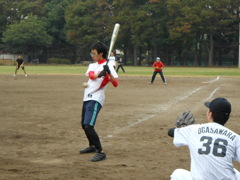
[0,0,239,66]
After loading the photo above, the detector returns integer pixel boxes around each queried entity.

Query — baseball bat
[106,23,120,64]
[87,23,120,96]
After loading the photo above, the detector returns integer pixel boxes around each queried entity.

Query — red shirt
[152,61,164,72]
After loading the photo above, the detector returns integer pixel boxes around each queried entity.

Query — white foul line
[106,76,220,138]
[202,76,220,84]
[205,88,219,101]
[106,87,203,138]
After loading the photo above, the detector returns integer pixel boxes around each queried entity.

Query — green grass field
[1,65,240,77]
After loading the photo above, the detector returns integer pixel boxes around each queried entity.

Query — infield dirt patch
[0,74,239,180]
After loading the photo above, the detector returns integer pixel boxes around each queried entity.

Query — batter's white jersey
[173,122,240,180]
[108,56,116,67]
[83,61,118,106]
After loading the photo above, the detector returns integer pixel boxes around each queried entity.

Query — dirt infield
[0,74,239,180]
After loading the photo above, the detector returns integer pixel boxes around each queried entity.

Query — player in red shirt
[150,57,166,85]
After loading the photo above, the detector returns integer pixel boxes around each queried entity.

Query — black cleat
[79,147,96,154]
[89,152,106,162]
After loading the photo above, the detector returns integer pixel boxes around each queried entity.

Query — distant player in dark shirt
[116,57,125,73]
[14,55,27,77]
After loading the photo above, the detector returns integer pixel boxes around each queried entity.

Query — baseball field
[0,65,240,180]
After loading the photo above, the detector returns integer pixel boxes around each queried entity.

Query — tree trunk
[133,45,137,66]
[194,37,199,66]
[194,53,198,66]
[208,33,214,66]
[123,46,127,65]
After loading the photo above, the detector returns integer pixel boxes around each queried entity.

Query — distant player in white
[108,51,116,69]
[168,97,240,180]
[79,42,118,162]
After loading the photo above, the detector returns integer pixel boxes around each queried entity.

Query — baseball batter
[168,97,240,180]
[79,42,118,162]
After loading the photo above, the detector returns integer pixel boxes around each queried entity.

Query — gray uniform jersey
[174,122,240,180]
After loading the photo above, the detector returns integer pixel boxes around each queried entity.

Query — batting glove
[98,70,106,78]
[103,65,111,74]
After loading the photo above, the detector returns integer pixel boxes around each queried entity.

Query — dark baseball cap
[204,97,231,115]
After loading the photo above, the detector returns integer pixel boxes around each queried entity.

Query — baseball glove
[175,111,195,128]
